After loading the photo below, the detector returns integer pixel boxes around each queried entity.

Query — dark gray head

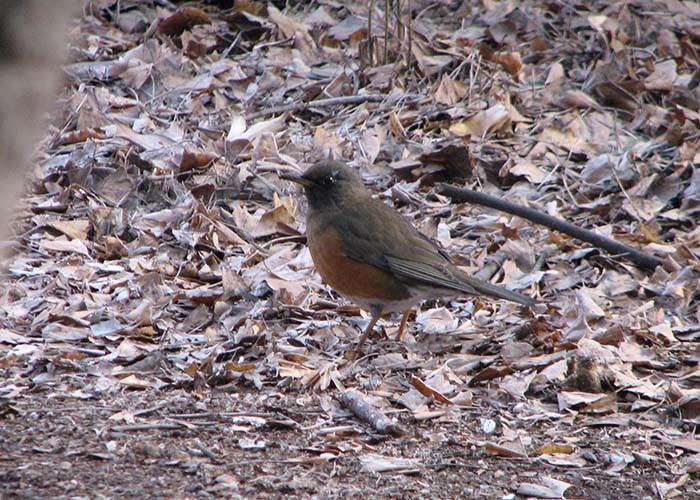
[280,161,367,210]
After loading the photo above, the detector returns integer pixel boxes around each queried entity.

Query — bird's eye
[323,175,335,185]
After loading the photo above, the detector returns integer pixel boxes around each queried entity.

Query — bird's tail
[456,270,537,307]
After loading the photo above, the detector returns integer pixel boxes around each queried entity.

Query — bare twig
[314,425,357,435]
[109,423,186,432]
[191,439,222,462]
[383,0,389,64]
[246,95,384,120]
[168,411,274,419]
[340,389,404,435]
[133,402,169,417]
[407,0,412,70]
[368,0,374,65]
[438,184,662,272]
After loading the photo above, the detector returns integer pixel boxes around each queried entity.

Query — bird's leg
[395,309,412,341]
[353,305,382,357]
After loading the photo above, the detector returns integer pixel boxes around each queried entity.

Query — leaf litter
[2,0,700,498]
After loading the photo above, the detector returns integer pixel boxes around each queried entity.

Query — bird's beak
[279,172,314,186]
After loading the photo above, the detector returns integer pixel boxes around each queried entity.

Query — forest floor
[2,1,700,499]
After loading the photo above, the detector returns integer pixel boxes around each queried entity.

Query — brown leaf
[47,219,90,241]
[407,374,453,405]
[177,149,217,173]
[39,237,91,256]
[434,74,469,105]
[158,7,211,37]
[495,51,522,76]
[419,144,473,178]
[325,16,365,43]
[484,442,527,458]
[534,443,576,456]
[268,5,316,57]
[449,104,509,137]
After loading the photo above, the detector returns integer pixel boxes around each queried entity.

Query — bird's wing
[335,197,444,268]
[382,255,475,293]
[384,255,536,306]
[336,197,535,307]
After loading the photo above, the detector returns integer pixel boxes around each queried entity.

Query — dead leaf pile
[2,1,700,498]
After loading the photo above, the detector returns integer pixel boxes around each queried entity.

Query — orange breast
[308,227,411,303]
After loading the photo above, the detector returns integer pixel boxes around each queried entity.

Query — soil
[2,1,700,499]
[1,385,691,499]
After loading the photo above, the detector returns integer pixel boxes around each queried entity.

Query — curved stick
[438,184,662,272]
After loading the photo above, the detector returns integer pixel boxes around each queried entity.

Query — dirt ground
[2,0,700,499]
[2,387,690,500]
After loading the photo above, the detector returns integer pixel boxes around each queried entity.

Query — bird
[280,160,536,356]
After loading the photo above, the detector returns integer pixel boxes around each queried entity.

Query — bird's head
[280,161,367,210]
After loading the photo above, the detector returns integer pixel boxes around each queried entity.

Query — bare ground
[2,1,700,499]
[1,387,687,499]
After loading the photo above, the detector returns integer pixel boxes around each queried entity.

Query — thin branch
[191,439,223,462]
[108,423,187,432]
[383,0,389,64]
[407,0,412,71]
[340,389,404,435]
[438,183,662,272]
[246,95,385,120]
[368,0,374,65]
